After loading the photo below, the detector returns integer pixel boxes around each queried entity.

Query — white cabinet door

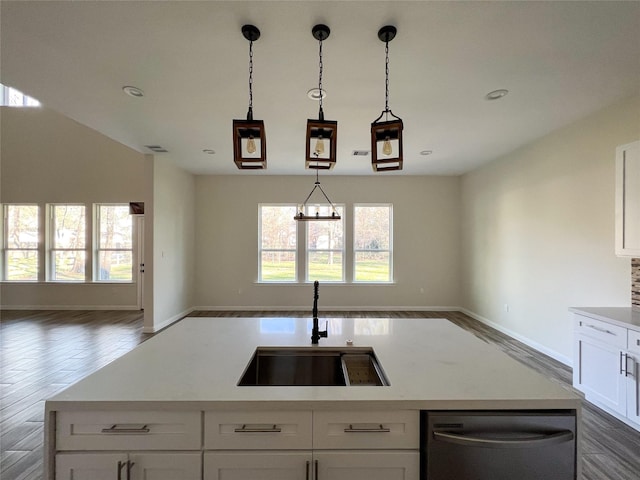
[204,451,312,480]
[625,352,640,424]
[574,333,626,415]
[56,453,127,480]
[130,452,201,480]
[314,451,419,480]
[56,452,200,480]
[615,139,640,256]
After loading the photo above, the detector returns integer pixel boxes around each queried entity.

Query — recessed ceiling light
[485,89,509,101]
[123,85,144,98]
[420,150,433,156]
[307,88,326,101]
[203,149,216,154]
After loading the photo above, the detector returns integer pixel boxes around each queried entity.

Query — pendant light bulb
[382,136,392,156]
[314,136,325,156]
[246,136,257,154]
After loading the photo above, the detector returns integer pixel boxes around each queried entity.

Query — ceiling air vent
[352,150,370,156]
[145,145,168,153]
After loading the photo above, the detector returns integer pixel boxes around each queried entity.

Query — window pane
[261,251,296,281]
[53,205,85,248]
[308,251,343,281]
[7,205,39,248]
[354,206,390,250]
[261,206,296,249]
[354,252,390,282]
[307,206,344,250]
[99,206,132,249]
[7,251,38,281]
[53,251,86,281]
[98,251,132,282]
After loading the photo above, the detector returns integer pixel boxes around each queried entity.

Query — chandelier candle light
[294,168,341,221]
[371,25,404,172]
[305,24,338,170]
[232,25,267,169]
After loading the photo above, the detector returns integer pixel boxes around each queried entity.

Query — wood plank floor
[2,309,640,479]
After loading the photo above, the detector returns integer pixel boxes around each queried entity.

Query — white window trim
[2,203,40,282]
[94,203,134,283]
[258,204,298,283]
[47,204,88,282]
[305,204,345,283]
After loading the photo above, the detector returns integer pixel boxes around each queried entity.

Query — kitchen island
[45,317,581,479]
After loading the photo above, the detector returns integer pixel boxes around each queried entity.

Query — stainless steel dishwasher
[422,410,577,480]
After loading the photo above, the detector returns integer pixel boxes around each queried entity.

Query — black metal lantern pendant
[371,25,403,172]
[306,25,337,170]
[233,25,267,169]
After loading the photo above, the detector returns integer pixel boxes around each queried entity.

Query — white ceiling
[2,1,639,176]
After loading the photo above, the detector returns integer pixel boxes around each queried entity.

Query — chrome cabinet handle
[433,430,574,448]
[625,354,635,378]
[344,424,390,433]
[101,424,150,434]
[621,351,626,375]
[234,424,282,433]
[126,460,135,480]
[585,324,616,335]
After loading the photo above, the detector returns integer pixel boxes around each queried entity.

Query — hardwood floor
[2,309,640,479]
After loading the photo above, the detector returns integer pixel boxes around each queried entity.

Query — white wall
[460,95,640,364]
[0,106,146,309]
[194,175,461,310]
[147,156,195,332]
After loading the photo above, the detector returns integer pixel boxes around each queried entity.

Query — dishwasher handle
[432,429,574,449]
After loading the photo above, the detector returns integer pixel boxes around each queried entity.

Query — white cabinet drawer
[204,411,312,450]
[313,410,419,449]
[628,329,640,354]
[574,315,626,348]
[56,410,201,451]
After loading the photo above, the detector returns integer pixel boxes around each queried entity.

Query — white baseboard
[143,307,194,334]
[192,305,460,312]
[0,304,140,311]
[460,308,572,367]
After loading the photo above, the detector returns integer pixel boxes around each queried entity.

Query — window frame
[353,203,393,283]
[47,203,88,282]
[2,203,41,282]
[94,203,134,283]
[258,204,298,283]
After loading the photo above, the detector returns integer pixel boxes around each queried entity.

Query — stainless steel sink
[238,347,388,386]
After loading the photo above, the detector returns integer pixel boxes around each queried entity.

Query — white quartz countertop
[569,307,640,330]
[46,317,579,411]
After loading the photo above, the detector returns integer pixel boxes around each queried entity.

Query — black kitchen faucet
[311,280,328,344]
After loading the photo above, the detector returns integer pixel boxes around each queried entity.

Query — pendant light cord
[384,39,390,118]
[318,37,324,118]
[248,39,254,116]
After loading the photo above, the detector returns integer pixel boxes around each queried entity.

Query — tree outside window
[96,205,133,282]
[3,204,40,281]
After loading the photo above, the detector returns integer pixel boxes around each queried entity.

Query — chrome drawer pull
[234,424,282,433]
[101,424,149,434]
[344,424,391,433]
[585,324,616,335]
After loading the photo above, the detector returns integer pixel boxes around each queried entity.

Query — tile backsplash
[633,258,640,309]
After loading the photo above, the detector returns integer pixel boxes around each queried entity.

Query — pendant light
[294,168,341,221]
[305,24,337,170]
[371,25,403,172]
[232,25,266,169]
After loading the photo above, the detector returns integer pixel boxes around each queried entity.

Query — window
[306,205,344,282]
[49,204,86,281]
[95,204,133,282]
[259,205,297,282]
[3,204,40,281]
[0,82,40,107]
[354,204,392,282]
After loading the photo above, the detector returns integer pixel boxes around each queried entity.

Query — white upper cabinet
[616,140,640,256]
